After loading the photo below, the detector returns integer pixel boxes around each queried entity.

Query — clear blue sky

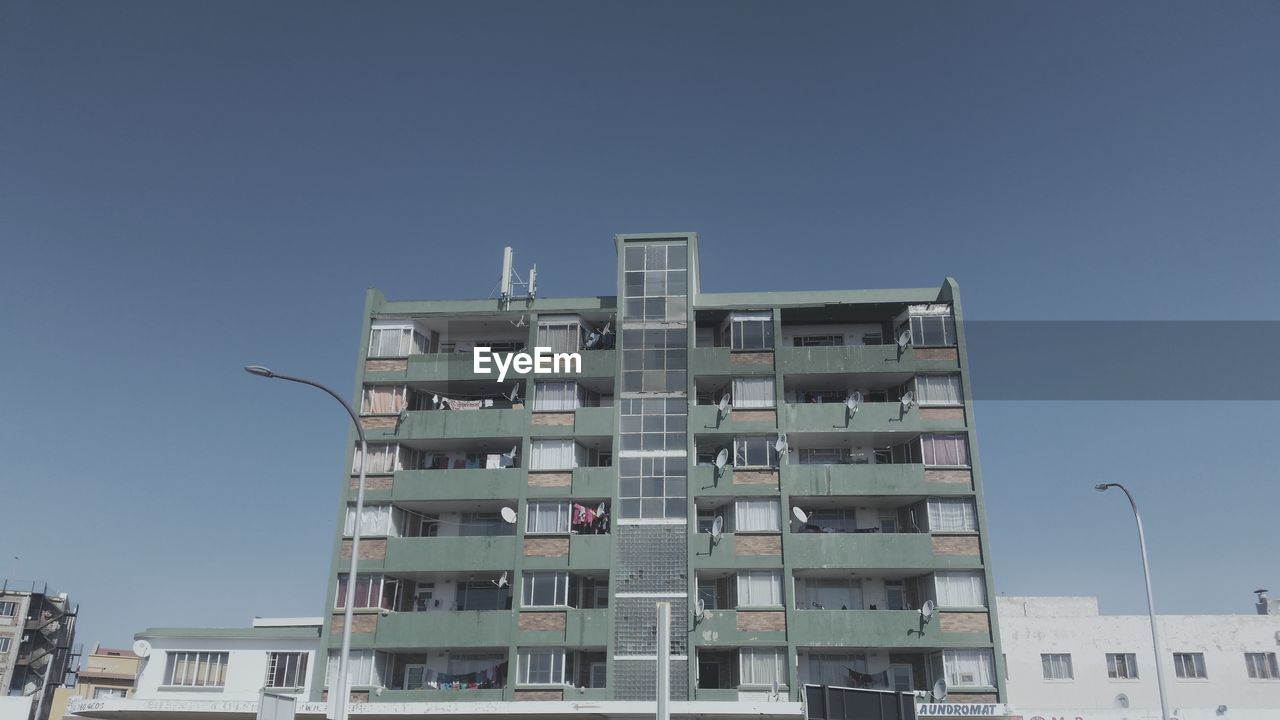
[1,2,1276,649]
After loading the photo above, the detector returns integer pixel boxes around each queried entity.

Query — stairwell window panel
[934,571,987,608]
[927,498,978,532]
[915,375,962,406]
[734,498,780,532]
[732,377,775,409]
[921,434,969,467]
[736,570,783,607]
[530,439,577,470]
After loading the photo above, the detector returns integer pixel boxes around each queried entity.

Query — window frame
[738,647,787,687]
[735,570,784,608]
[163,651,230,688]
[1173,652,1208,679]
[728,312,774,352]
[265,651,310,690]
[1245,652,1279,680]
[914,374,963,407]
[1040,653,1074,681]
[522,571,570,608]
[734,435,779,469]
[517,647,566,686]
[526,501,571,535]
[1106,652,1139,680]
[731,377,776,409]
[733,498,781,533]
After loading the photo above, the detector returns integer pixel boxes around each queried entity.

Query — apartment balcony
[365,350,617,383]
[377,536,518,573]
[775,344,959,375]
[691,609,788,645]
[789,609,992,648]
[392,469,524,502]
[785,533,982,570]
[376,689,506,702]
[782,463,974,496]
[367,408,529,440]
[528,406,616,436]
[690,347,775,377]
[516,608,610,646]
[783,402,966,433]
[373,610,513,647]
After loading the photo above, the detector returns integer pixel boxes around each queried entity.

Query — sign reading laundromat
[917,704,1009,717]
[473,346,582,382]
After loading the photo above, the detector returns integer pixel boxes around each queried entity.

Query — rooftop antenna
[493,246,538,309]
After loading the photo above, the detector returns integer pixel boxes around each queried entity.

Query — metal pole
[246,368,365,720]
[1097,483,1170,720]
[656,602,671,720]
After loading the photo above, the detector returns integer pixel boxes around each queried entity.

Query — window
[265,652,309,689]
[518,648,566,685]
[0,601,15,617]
[344,504,393,537]
[360,385,408,415]
[619,398,687,452]
[934,571,987,608]
[456,581,508,611]
[729,312,774,351]
[325,650,387,688]
[622,241,689,322]
[734,436,778,468]
[796,577,862,610]
[1041,653,1074,680]
[335,574,397,610]
[920,434,969,467]
[368,324,426,358]
[803,507,857,533]
[915,375,962,406]
[738,648,786,686]
[534,381,582,412]
[734,498,780,532]
[537,316,584,353]
[618,456,687,520]
[732,377,775,409]
[530,439,577,470]
[697,576,732,610]
[941,649,995,688]
[793,335,844,347]
[353,443,420,474]
[1245,652,1278,680]
[794,448,851,465]
[905,305,956,347]
[163,651,229,687]
[927,498,978,532]
[890,665,914,692]
[522,572,569,607]
[884,581,906,611]
[803,653,866,687]
[1107,653,1138,680]
[736,571,783,607]
[0,637,9,653]
[92,688,128,699]
[1173,652,1207,679]
[526,501,571,534]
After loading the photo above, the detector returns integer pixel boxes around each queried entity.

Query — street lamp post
[1095,482,1170,720]
[246,366,366,720]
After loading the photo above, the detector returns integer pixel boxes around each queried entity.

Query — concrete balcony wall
[785,533,982,570]
[374,610,511,647]
[790,609,992,648]
[775,344,959,375]
[783,463,974,496]
[392,469,524,502]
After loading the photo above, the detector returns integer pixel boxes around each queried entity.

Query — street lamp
[1095,483,1170,720]
[246,366,366,720]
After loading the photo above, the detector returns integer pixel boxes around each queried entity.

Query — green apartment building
[313,233,1005,716]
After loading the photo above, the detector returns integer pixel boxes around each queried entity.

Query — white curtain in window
[921,434,969,466]
[916,375,961,406]
[327,650,385,688]
[354,444,399,474]
[361,385,407,415]
[736,571,783,607]
[345,504,393,537]
[732,377,775,409]
[537,316,581,353]
[369,326,422,358]
[927,498,977,532]
[804,653,867,687]
[734,498,780,532]
[534,381,581,412]
[934,571,986,607]
[527,501,570,534]
[943,649,994,688]
[530,439,577,470]
[739,648,787,686]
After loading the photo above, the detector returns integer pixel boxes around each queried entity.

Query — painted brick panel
[525,537,570,557]
[732,470,779,486]
[730,409,777,424]
[924,469,972,486]
[736,611,786,632]
[735,534,782,556]
[359,416,398,429]
[729,352,774,366]
[518,612,567,632]
[365,359,407,372]
[948,693,997,703]
[330,613,378,634]
[913,348,958,361]
[350,475,393,490]
[920,407,965,422]
[939,612,990,635]
[531,413,575,426]
[514,690,563,701]
[340,538,386,560]
[932,535,981,556]
[528,472,572,488]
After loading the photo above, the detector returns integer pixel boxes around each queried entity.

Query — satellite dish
[596,501,607,516]
[132,640,151,658]
[920,599,935,621]
[792,507,809,523]
[900,390,915,411]
[771,676,780,698]
[897,330,912,349]
[714,448,729,470]
[503,444,519,459]
[493,571,509,588]
[507,384,520,402]
[931,678,947,701]
[774,433,788,453]
[717,394,731,414]
[694,598,706,621]
[710,515,724,540]
[500,507,519,524]
[844,391,861,412]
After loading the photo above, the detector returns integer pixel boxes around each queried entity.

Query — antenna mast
[493,246,538,309]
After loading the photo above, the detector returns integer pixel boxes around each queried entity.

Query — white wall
[134,632,320,701]
[998,596,1280,719]
[0,697,33,720]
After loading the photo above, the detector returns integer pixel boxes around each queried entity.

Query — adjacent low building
[999,594,1280,720]
[48,644,140,719]
[1,582,78,720]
